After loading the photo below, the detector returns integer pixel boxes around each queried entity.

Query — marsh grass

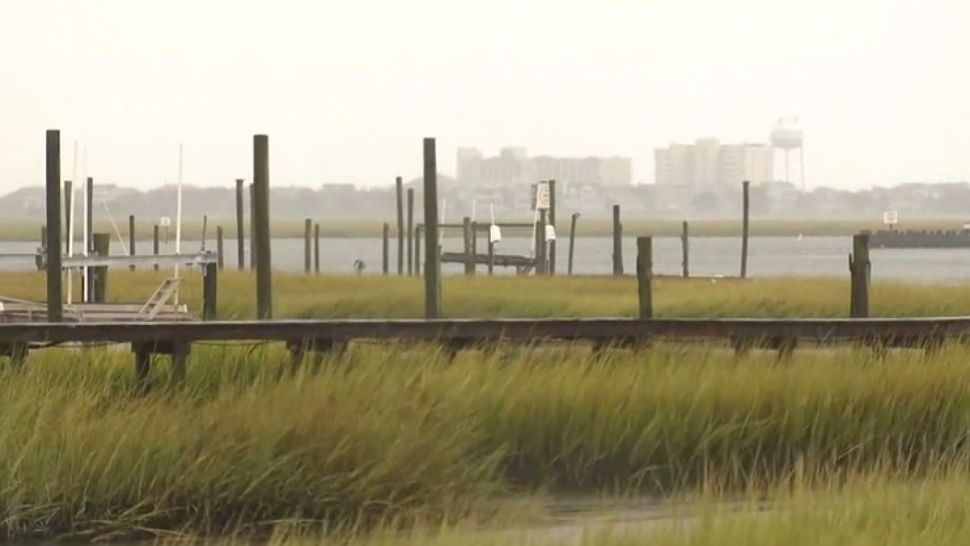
[0,271,968,319]
[3,343,970,539]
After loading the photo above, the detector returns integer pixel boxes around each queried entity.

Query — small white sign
[883,210,898,226]
[545,224,556,241]
[489,224,502,244]
[160,216,172,227]
[534,182,551,211]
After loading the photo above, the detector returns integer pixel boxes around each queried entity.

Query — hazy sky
[2,0,968,192]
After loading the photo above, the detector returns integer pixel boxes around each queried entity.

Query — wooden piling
[406,188,414,276]
[45,130,63,321]
[382,222,390,275]
[396,176,404,275]
[38,225,46,271]
[235,179,245,270]
[850,233,870,318]
[216,226,224,270]
[487,237,495,276]
[63,180,72,254]
[548,180,556,275]
[463,216,474,276]
[636,237,652,319]
[202,261,218,320]
[128,215,136,271]
[313,223,320,274]
[422,138,441,318]
[568,212,579,275]
[612,205,623,276]
[153,225,160,271]
[249,183,256,271]
[91,233,109,304]
[741,180,750,279]
[85,177,93,254]
[415,225,422,276]
[536,210,548,276]
[252,135,272,320]
[304,218,312,274]
[681,221,690,278]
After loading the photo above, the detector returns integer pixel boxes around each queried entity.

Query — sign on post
[532,182,551,211]
[883,210,898,229]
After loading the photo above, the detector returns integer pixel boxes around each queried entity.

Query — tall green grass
[1,271,968,318]
[4,343,970,539]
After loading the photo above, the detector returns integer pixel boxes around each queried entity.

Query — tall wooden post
[382,222,390,275]
[85,177,93,254]
[92,233,109,304]
[249,183,256,271]
[681,221,690,278]
[304,218,312,274]
[612,204,623,276]
[45,130,63,321]
[253,135,272,320]
[406,188,414,276]
[216,226,224,270]
[63,180,72,254]
[202,262,218,320]
[536,210,547,276]
[313,223,320,274]
[849,233,870,318]
[463,216,474,276]
[423,138,441,318]
[153,225,160,272]
[741,180,750,279]
[235,178,245,270]
[487,237,495,276]
[415,225,422,277]
[636,236,653,319]
[128,215,136,271]
[568,212,579,276]
[548,179,557,275]
[396,176,405,275]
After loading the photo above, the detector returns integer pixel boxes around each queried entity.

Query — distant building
[655,139,774,187]
[456,147,632,186]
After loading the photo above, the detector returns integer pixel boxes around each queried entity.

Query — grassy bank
[5,344,970,539]
[3,217,968,241]
[0,271,967,319]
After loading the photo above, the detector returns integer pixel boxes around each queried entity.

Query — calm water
[6,236,970,282]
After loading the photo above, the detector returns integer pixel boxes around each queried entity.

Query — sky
[1,0,968,192]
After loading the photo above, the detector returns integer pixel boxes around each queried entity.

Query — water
[8,236,970,282]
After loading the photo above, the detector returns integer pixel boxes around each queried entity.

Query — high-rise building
[456,148,632,186]
[654,139,774,186]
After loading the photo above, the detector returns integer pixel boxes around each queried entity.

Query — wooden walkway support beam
[128,215,136,271]
[153,225,160,272]
[396,176,404,275]
[741,180,750,279]
[202,262,218,320]
[382,222,390,275]
[406,188,414,276]
[423,138,441,318]
[91,233,109,303]
[549,179,557,275]
[304,218,312,274]
[681,221,690,278]
[612,205,623,276]
[314,223,320,274]
[235,178,245,270]
[637,237,652,319]
[45,130,63,321]
[253,135,272,320]
[463,216,474,276]
[216,226,224,270]
[850,233,871,318]
[568,212,579,275]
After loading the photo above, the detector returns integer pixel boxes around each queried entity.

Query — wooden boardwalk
[1,316,966,348]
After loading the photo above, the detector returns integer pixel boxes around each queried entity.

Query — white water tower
[771,118,805,190]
